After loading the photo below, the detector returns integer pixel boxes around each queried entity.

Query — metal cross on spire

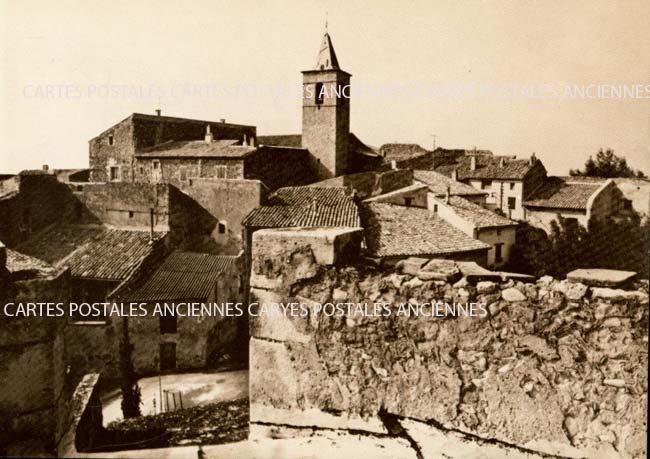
[325,12,328,32]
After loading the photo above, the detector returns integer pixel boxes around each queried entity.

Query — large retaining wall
[249,235,648,459]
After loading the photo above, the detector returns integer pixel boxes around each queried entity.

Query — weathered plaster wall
[249,234,648,459]
[178,178,267,254]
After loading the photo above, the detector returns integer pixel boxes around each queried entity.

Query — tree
[570,148,647,178]
[119,318,142,418]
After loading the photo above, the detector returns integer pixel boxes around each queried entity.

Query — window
[153,160,160,170]
[128,211,134,218]
[160,315,177,334]
[622,199,633,210]
[510,182,515,190]
[179,167,188,181]
[109,166,119,181]
[481,180,492,189]
[107,135,114,146]
[139,167,144,175]
[404,197,413,207]
[508,197,516,210]
[315,82,324,105]
[218,222,226,234]
[76,185,83,192]
[433,204,438,213]
[216,166,227,179]
[494,243,503,263]
[496,228,501,236]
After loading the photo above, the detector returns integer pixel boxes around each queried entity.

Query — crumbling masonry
[248,229,648,459]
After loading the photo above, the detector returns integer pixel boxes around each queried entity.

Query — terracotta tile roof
[362,203,490,258]
[441,196,518,228]
[414,170,487,197]
[5,249,58,276]
[523,177,601,210]
[242,186,361,228]
[136,139,256,158]
[436,155,538,180]
[257,134,303,148]
[123,251,238,302]
[17,225,166,281]
[379,144,430,161]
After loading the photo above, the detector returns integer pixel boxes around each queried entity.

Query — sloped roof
[379,144,430,161]
[123,251,238,302]
[440,196,518,228]
[523,177,601,210]
[5,248,58,277]
[362,203,490,258]
[243,186,361,228]
[315,32,340,70]
[436,155,539,180]
[257,134,303,148]
[136,139,256,158]
[414,170,487,197]
[17,225,166,281]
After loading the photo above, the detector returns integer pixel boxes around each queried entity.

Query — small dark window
[216,166,227,179]
[481,180,492,189]
[180,167,187,181]
[509,182,515,190]
[108,135,114,145]
[315,82,324,105]
[109,166,119,181]
[218,222,226,234]
[495,243,503,263]
[622,199,633,210]
[153,160,160,170]
[508,197,516,210]
[404,197,413,207]
[139,167,144,174]
[128,211,134,218]
[160,315,177,334]
[76,185,83,192]
[433,204,438,213]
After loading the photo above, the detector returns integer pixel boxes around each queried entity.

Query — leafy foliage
[507,215,649,278]
[570,148,646,178]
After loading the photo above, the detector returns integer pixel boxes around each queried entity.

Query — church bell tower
[302,31,351,178]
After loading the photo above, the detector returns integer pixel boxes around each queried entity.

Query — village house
[435,153,547,220]
[523,177,623,233]
[414,169,488,206]
[361,202,490,266]
[111,251,244,374]
[429,193,518,268]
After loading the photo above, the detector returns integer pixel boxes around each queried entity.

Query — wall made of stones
[249,235,648,459]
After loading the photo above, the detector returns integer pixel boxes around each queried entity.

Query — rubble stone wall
[249,235,648,459]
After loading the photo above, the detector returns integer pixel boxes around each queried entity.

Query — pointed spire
[315,31,340,71]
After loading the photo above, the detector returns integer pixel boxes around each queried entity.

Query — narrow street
[101,370,248,425]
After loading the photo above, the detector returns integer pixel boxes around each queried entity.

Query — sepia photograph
[0,1,648,458]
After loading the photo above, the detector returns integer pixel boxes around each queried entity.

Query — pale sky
[1,0,649,175]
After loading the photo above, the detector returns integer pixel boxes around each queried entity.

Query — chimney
[42,164,49,173]
[155,109,161,116]
[451,168,457,181]
[149,208,155,243]
[220,118,226,123]
[470,156,477,171]
[445,185,451,204]
[499,157,505,168]
[205,125,213,143]
[530,152,536,165]
[243,133,248,145]
[390,160,397,170]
